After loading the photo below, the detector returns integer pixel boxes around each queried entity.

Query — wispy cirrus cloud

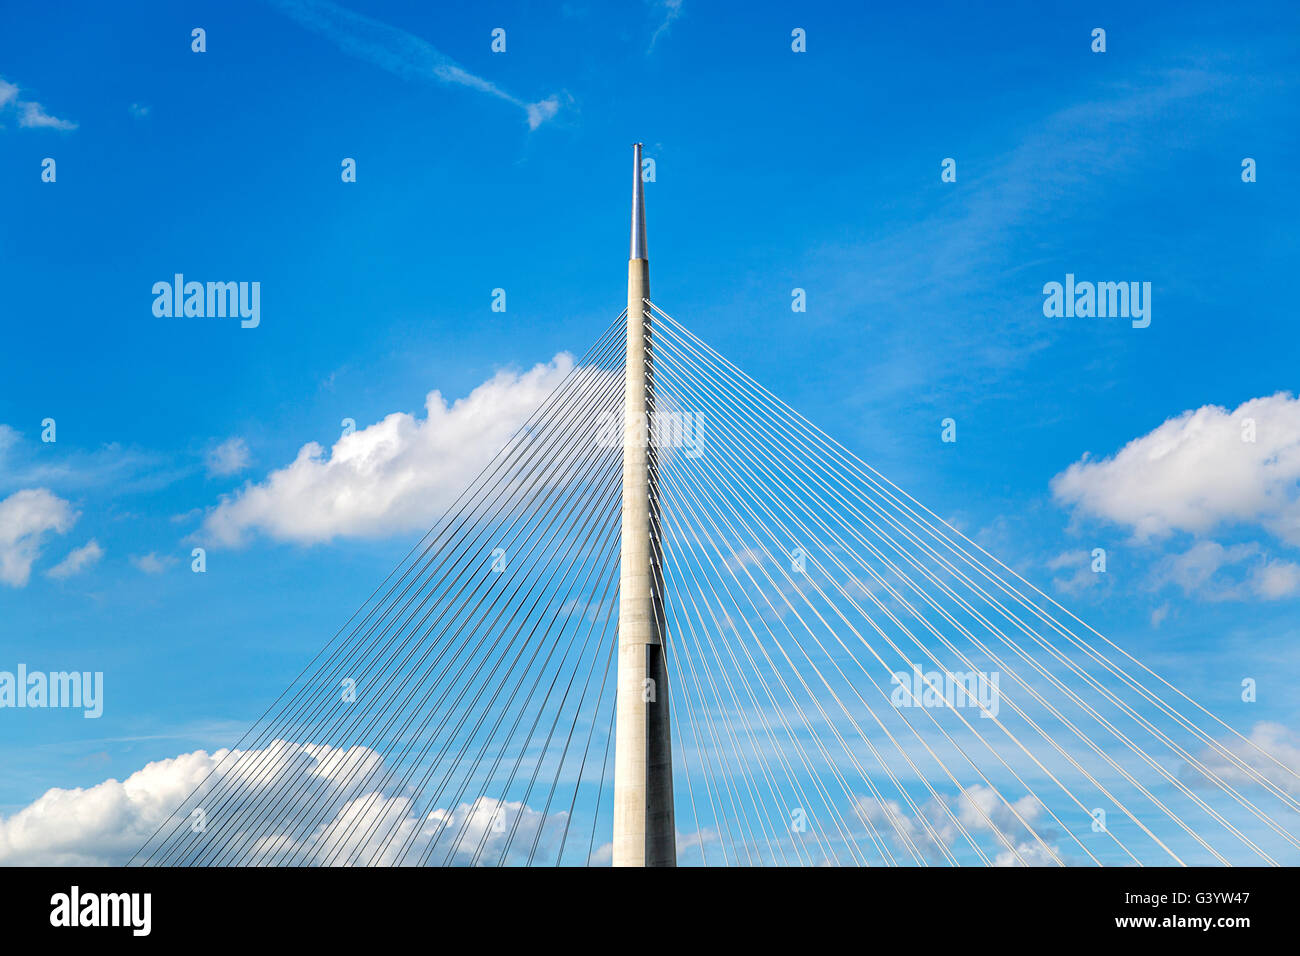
[47,538,104,580]
[267,0,563,129]
[785,67,1226,419]
[0,741,574,866]
[0,424,180,497]
[648,0,684,51]
[0,76,77,130]
[131,552,177,575]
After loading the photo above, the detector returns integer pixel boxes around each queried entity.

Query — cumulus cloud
[206,437,251,476]
[0,741,570,866]
[0,747,222,866]
[47,538,104,580]
[202,353,585,546]
[1052,394,1300,602]
[0,488,77,587]
[1051,393,1300,545]
[992,839,1063,867]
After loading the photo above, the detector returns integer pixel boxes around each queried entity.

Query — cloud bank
[0,741,569,866]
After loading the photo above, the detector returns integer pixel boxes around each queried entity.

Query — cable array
[645,299,1300,867]
[134,314,629,867]
[135,302,1300,866]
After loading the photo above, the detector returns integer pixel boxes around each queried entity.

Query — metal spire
[630,143,647,260]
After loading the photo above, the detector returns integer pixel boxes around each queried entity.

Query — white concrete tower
[612,143,676,867]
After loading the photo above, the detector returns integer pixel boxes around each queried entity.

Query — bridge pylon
[612,143,677,866]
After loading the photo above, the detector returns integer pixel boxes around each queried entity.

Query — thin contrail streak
[267,0,561,129]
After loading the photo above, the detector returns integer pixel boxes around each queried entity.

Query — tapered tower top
[630,143,646,260]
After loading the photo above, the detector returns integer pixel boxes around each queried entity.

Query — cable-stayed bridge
[132,147,1300,868]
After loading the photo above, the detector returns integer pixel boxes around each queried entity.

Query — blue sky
[1,0,1298,864]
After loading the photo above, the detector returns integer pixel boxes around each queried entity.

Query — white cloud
[269,0,562,130]
[131,552,175,574]
[19,101,76,130]
[955,784,1044,837]
[0,741,570,866]
[956,787,1062,867]
[992,840,1062,867]
[1046,549,1105,596]
[1186,722,1300,798]
[47,538,104,580]
[0,748,220,865]
[525,96,561,131]
[206,437,251,476]
[1053,394,1300,603]
[1150,603,1170,628]
[1253,559,1300,599]
[1153,540,1256,595]
[587,840,613,866]
[856,784,1061,866]
[0,488,77,587]
[203,353,585,546]
[1150,540,1300,602]
[0,76,77,131]
[1052,392,1300,545]
[244,790,566,866]
[648,0,684,51]
[0,423,175,497]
